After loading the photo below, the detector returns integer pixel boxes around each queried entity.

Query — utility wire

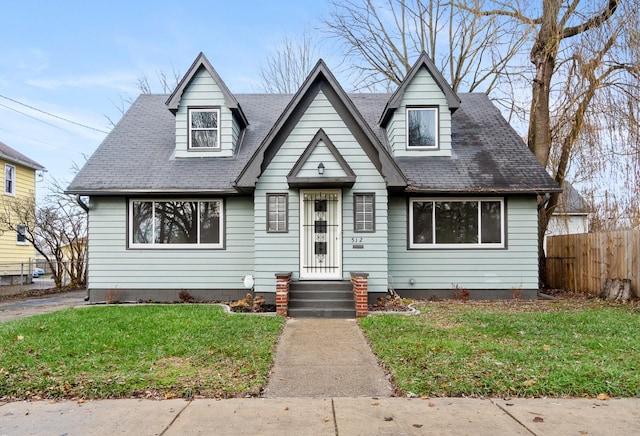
[0,102,70,132]
[0,93,109,134]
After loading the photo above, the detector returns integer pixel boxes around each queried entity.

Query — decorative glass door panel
[300,190,342,279]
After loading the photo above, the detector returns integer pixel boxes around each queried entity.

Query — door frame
[299,189,342,279]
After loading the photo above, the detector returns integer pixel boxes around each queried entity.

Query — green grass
[360,300,640,398]
[0,305,284,400]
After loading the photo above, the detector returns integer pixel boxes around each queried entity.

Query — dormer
[380,52,460,157]
[166,53,248,158]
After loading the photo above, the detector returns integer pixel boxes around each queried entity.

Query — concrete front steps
[288,280,355,318]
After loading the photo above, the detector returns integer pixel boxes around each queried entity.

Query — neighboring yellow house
[0,140,45,285]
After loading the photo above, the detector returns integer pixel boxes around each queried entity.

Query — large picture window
[4,164,15,195]
[129,199,223,248]
[189,108,220,149]
[407,107,438,149]
[409,198,504,248]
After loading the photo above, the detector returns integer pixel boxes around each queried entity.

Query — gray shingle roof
[0,140,45,171]
[67,92,559,195]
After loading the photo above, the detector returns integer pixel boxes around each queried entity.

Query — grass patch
[0,305,284,400]
[360,299,640,398]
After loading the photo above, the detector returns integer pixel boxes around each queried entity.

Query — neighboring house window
[407,107,438,149]
[189,108,220,149]
[129,199,223,248]
[409,198,504,248]
[4,164,15,195]
[16,224,27,244]
[267,194,288,233]
[354,193,375,232]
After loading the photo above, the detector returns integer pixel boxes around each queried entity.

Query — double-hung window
[189,108,220,149]
[4,164,15,195]
[409,198,504,248]
[267,194,288,232]
[129,199,224,248]
[407,107,438,149]
[354,193,375,232]
[16,224,27,244]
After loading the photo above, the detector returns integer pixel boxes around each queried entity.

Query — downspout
[75,195,90,301]
[76,195,89,212]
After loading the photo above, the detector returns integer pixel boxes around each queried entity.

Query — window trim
[16,224,28,245]
[128,198,225,249]
[408,197,505,249]
[353,193,376,233]
[4,164,16,196]
[266,193,289,233]
[188,107,221,150]
[406,106,439,150]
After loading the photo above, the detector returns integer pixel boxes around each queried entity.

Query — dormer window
[189,108,220,149]
[407,107,438,149]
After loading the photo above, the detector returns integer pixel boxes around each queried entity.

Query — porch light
[317,162,325,175]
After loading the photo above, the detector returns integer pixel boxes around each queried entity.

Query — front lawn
[0,305,284,400]
[361,299,640,398]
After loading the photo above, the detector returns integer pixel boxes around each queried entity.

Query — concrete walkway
[263,318,393,398]
[2,397,638,435]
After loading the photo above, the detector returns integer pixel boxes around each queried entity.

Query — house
[67,52,559,313]
[0,141,45,285]
[545,181,591,249]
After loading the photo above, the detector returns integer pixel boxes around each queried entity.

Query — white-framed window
[267,194,288,233]
[16,224,28,245]
[4,164,16,195]
[409,198,504,248]
[188,108,220,149]
[407,107,438,149]
[354,193,375,232]
[129,199,224,248]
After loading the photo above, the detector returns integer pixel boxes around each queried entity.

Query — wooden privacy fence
[546,230,640,297]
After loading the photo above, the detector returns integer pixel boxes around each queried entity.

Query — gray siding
[175,68,236,158]
[388,196,539,292]
[387,67,452,157]
[87,196,254,290]
[254,90,389,294]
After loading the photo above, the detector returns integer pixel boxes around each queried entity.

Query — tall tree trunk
[528,0,561,166]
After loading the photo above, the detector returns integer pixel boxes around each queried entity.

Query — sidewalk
[1,396,638,435]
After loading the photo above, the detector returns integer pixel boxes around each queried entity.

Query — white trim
[188,108,221,150]
[409,197,505,249]
[16,223,29,245]
[406,107,439,149]
[300,189,342,279]
[128,198,224,249]
[4,163,16,196]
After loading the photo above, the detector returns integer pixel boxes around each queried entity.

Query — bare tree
[323,0,530,94]
[106,67,182,127]
[0,179,87,288]
[259,32,320,93]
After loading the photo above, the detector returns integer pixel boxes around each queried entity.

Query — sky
[0,0,331,191]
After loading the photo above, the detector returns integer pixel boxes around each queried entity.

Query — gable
[287,129,356,188]
[236,60,406,191]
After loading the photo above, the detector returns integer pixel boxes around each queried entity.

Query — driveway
[0,289,87,322]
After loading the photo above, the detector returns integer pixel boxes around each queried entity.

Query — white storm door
[300,190,342,279]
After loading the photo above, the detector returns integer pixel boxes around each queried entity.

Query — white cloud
[25,71,139,93]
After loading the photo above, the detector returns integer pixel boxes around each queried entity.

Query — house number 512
[351,237,363,243]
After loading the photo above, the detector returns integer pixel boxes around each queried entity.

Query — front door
[300,190,342,279]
